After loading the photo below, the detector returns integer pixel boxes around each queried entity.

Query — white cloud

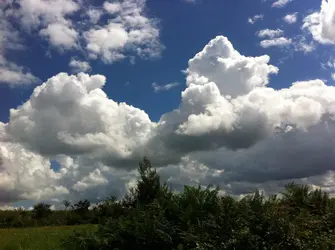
[40,22,78,50]
[7,73,154,164]
[272,0,293,8]
[84,23,129,62]
[16,0,79,50]
[84,0,162,63]
[184,36,279,98]
[258,29,284,38]
[17,0,79,30]
[4,35,335,205]
[332,73,335,80]
[293,36,316,53]
[103,2,122,14]
[0,123,68,203]
[248,14,264,24]
[0,64,40,85]
[69,58,91,73]
[3,0,163,64]
[152,82,180,92]
[260,37,292,48]
[303,0,335,44]
[327,59,335,69]
[153,37,335,193]
[283,12,298,24]
[0,205,25,211]
[86,8,103,24]
[73,169,108,192]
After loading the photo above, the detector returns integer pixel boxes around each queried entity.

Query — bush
[62,158,335,250]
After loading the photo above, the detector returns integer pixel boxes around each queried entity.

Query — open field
[0,225,96,250]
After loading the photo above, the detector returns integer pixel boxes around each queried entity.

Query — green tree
[63,200,71,211]
[123,157,164,207]
[31,203,52,219]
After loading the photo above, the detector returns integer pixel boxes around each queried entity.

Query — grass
[0,224,97,250]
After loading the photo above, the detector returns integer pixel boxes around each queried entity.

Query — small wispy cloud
[283,13,298,24]
[258,29,284,38]
[248,14,264,24]
[272,0,293,8]
[152,82,180,92]
[260,37,292,48]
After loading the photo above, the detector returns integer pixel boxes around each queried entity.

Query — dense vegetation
[1,157,335,249]
[0,199,100,228]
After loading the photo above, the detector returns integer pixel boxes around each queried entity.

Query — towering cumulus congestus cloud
[156,36,279,153]
[185,36,279,98]
[155,36,335,159]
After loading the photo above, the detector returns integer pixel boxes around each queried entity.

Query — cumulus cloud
[248,14,264,24]
[17,0,79,30]
[260,37,292,48]
[86,8,103,24]
[84,0,162,63]
[4,35,335,205]
[257,29,292,49]
[73,169,108,192]
[258,29,284,38]
[69,58,91,73]
[0,123,68,203]
[303,0,335,44]
[3,0,163,65]
[7,73,154,166]
[184,36,279,98]
[103,1,122,14]
[40,22,78,50]
[148,37,335,197]
[16,0,79,49]
[272,0,293,8]
[283,13,298,24]
[0,63,40,85]
[152,82,180,92]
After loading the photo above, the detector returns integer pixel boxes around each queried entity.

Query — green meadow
[0,225,96,250]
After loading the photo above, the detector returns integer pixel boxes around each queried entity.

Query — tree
[31,203,52,219]
[72,200,90,215]
[134,157,162,205]
[63,200,71,211]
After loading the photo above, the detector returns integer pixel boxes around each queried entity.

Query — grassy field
[0,225,96,250]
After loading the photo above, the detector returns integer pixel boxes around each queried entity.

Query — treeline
[0,199,103,228]
[62,158,335,250]
[2,157,335,249]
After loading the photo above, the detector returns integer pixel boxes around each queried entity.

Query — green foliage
[63,200,71,211]
[62,157,335,250]
[32,203,52,219]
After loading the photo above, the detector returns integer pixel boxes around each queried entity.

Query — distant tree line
[1,157,335,249]
[0,198,98,228]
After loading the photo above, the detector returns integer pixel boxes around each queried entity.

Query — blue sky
[1,0,335,209]
[0,0,329,122]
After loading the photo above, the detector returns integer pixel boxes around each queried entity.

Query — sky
[1,0,335,209]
